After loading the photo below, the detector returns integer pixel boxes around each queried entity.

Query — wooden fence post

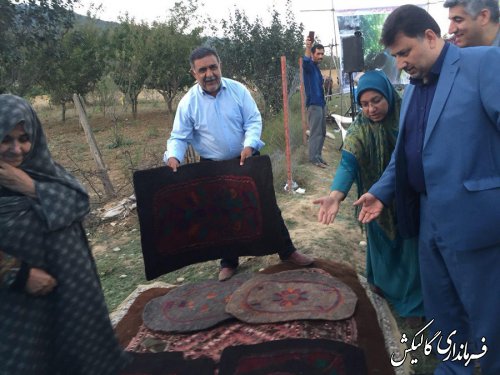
[73,94,116,198]
[281,56,293,193]
[299,57,308,146]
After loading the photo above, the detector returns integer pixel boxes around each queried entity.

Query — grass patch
[94,233,223,310]
[146,127,160,138]
[283,218,298,229]
[107,136,134,149]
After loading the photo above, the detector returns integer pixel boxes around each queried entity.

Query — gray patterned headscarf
[0,94,87,266]
[0,94,85,192]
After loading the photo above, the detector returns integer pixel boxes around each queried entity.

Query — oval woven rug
[226,269,357,323]
[143,273,252,333]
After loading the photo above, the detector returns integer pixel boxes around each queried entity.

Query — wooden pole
[299,57,308,146]
[281,56,293,193]
[73,94,116,198]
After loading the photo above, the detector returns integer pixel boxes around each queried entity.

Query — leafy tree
[93,75,119,117]
[146,1,203,114]
[358,14,386,59]
[146,24,200,114]
[213,0,304,116]
[108,17,151,119]
[0,0,77,95]
[41,22,107,121]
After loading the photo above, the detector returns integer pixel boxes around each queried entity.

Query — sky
[75,0,451,55]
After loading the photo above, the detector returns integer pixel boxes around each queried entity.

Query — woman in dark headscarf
[314,71,424,321]
[0,94,129,374]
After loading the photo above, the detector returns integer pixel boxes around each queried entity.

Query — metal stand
[347,72,356,121]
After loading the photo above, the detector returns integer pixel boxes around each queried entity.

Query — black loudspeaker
[342,33,364,72]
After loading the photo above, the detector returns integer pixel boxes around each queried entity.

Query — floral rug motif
[142,273,252,333]
[226,269,357,323]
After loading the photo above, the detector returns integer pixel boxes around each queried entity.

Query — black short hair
[311,44,325,54]
[381,4,441,47]
[189,47,220,69]
[444,0,499,23]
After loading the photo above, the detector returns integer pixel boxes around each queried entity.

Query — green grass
[106,137,134,149]
[95,236,146,309]
[146,127,160,138]
[283,218,298,230]
[94,232,224,310]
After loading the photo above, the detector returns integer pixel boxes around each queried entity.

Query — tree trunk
[158,89,174,115]
[72,94,116,199]
[61,102,66,122]
[167,98,173,114]
[131,95,138,119]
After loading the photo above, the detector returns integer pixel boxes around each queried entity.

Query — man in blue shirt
[164,47,314,281]
[303,36,327,168]
[353,5,500,374]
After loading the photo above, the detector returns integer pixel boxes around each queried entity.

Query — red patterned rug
[127,317,356,363]
[143,273,252,332]
[226,269,357,323]
[132,156,286,280]
[218,338,367,375]
[114,260,395,375]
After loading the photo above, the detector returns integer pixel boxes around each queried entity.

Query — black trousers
[221,206,296,268]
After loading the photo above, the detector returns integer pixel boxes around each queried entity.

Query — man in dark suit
[354,5,500,374]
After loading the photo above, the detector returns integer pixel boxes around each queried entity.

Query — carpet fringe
[358,274,413,375]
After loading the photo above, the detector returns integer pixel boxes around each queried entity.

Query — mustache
[204,76,218,83]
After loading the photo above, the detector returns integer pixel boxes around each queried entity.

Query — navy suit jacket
[370,43,500,251]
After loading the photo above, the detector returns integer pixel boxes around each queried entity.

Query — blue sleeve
[166,97,192,162]
[479,48,500,131]
[241,87,265,151]
[302,56,314,72]
[331,150,358,194]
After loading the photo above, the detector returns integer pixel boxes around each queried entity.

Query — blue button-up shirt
[404,43,449,193]
[303,56,326,107]
[164,77,265,162]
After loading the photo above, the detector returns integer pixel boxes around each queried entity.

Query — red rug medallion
[226,269,357,323]
[133,156,286,279]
